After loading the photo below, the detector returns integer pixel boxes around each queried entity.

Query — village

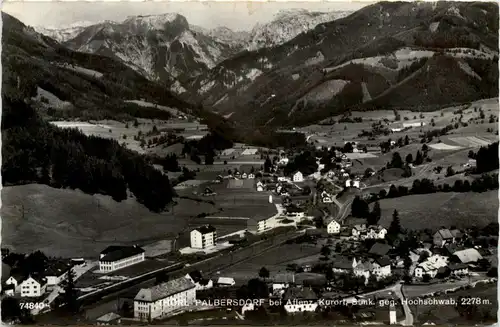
[1,138,498,325]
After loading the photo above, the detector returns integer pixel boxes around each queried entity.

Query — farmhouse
[19,275,47,297]
[452,248,483,264]
[96,313,122,325]
[99,245,145,272]
[271,273,296,292]
[44,261,73,286]
[217,277,236,287]
[364,226,388,240]
[134,277,196,321]
[448,263,469,276]
[248,173,255,179]
[371,257,392,278]
[414,255,449,279]
[332,259,354,274]
[433,229,455,247]
[242,173,248,179]
[292,171,304,182]
[185,270,213,291]
[327,220,341,234]
[190,225,217,249]
[256,181,265,192]
[283,287,318,313]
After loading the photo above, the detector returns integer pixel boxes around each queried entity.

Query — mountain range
[8,1,500,131]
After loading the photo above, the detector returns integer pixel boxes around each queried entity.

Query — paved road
[394,283,414,326]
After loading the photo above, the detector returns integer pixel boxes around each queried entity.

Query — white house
[352,180,360,188]
[99,245,145,272]
[256,181,264,192]
[19,276,47,297]
[184,271,213,291]
[414,255,449,278]
[283,287,318,313]
[241,173,248,179]
[5,276,19,290]
[134,277,196,321]
[371,257,392,278]
[345,179,352,187]
[44,261,73,286]
[292,171,304,183]
[365,226,388,240]
[353,259,372,281]
[327,220,341,234]
[217,277,235,287]
[248,173,255,179]
[271,273,295,292]
[190,225,217,249]
[278,158,289,166]
[322,196,333,203]
[277,176,288,182]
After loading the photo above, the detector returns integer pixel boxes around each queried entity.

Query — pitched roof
[134,277,195,302]
[375,256,391,267]
[453,249,483,263]
[194,225,216,234]
[450,229,462,238]
[435,229,454,240]
[369,243,392,256]
[283,287,317,301]
[45,261,72,277]
[332,260,353,270]
[96,313,121,322]
[100,246,145,262]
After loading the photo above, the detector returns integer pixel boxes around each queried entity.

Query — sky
[2,1,370,31]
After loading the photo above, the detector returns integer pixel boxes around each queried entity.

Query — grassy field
[373,191,498,230]
[2,181,264,258]
[409,282,497,325]
[213,243,321,284]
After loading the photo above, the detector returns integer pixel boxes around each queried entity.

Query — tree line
[2,96,175,212]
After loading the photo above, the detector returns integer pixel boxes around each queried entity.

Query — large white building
[292,171,304,182]
[190,225,217,249]
[134,277,196,321]
[99,245,145,272]
[327,220,341,234]
[19,276,47,297]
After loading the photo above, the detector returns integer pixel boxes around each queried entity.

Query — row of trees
[2,97,175,212]
[367,175,499,202]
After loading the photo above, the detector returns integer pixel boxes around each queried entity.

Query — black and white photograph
[1,0,499,325]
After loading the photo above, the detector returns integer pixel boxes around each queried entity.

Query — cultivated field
[213,243,321,284]
[373,191,498,230]
[50,117,208,155]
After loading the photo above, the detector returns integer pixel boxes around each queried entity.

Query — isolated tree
[205,151,214,165]
[368,201,381,225]
[405,153,413,164]
[445,166,455,177]
[259,267,270,279]
[390,152,403,169]
[320,245,331,257]
[343,142,354,153]
[388,209,402,236]
[63,268,79,313]
[335,243,342,253]
[264,156,272,173]
[414,150,424,165]
[404,135,410,146]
